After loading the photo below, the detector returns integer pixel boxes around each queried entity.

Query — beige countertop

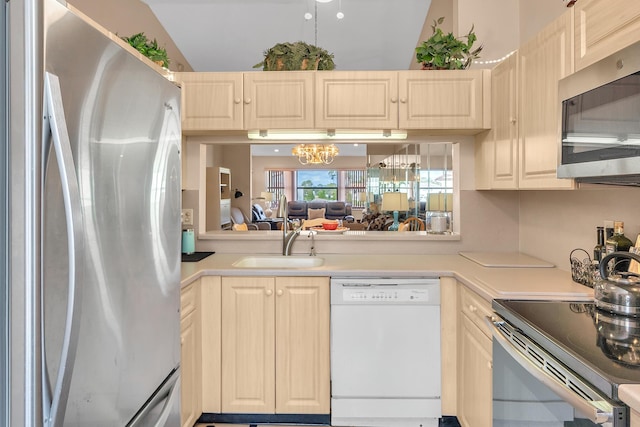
[181,252,592,302]
[619,385,640,419]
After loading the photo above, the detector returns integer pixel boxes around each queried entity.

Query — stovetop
[493,299,640,400]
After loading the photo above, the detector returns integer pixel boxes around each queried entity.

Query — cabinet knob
[487,361,493,370]
[277,289,284,296]
[266,289,273,296]
[400,98,407,104]
[244,98,252,104]
[390,97,398,103]
[234,98,241,104]
[181,337,184,345]
[510,117,517,124]
[469,305,477,313]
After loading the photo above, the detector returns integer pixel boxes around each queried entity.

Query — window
[265,169,366,206]
[296,170,338,201]
[265,170,286,201]
[420,169,453,212]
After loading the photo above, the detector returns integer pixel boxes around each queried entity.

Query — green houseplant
[121,32,170,68]
[415,17,482,70]
[254,41,335,71]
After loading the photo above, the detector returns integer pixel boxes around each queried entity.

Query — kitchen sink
[232,256,325,269]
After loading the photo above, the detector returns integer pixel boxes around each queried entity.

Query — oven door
[489,315,628,427]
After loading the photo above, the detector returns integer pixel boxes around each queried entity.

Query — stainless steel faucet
[277,194,300,256]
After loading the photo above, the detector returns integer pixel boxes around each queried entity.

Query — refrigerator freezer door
[42,0,182,425]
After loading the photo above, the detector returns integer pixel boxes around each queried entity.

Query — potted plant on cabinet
[121,32,170,68]
[415,17,483,70]
[253,41,336,71]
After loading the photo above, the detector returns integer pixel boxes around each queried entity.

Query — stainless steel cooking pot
[595,252,640,316]
[594,308,640,366]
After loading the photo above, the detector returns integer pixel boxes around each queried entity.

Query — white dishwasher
[330,277,441,427]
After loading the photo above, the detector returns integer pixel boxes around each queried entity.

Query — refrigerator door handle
[41,72,85,427]
[126,368,180,427]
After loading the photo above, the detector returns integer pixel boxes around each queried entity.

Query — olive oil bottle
[605,221,633,271]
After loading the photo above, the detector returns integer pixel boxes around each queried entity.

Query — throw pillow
[232,223,248,231]
[308,208,326,220]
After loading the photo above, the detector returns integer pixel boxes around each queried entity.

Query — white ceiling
[141,0,432,72]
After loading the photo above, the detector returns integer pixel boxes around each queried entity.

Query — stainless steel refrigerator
[37,0,182,425]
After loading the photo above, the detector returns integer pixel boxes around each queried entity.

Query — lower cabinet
[220,276,330,415]
[181,278,202,427]
[457,285,493,427]
[631,408,640,427]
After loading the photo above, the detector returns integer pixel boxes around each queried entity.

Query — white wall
[519,0,569,44]
[69,0,192,72]
[519,188,640,271]
[455,0,520,68]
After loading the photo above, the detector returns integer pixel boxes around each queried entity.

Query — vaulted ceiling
[141,0,432,72]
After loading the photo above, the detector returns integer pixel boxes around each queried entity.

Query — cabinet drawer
[181,281,197,319]
[460,286,493,339]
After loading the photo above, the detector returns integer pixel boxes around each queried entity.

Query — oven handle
[487,315,613,426]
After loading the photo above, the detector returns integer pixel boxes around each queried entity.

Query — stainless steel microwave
[558,41,640,185]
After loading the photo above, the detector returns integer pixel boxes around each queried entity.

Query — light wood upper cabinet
[315,71,399,129]
[177,70,489,133]
[518,11,575,189]
[177,72,243,132]
[220,276,330,415]
[244,72,315,129]
[398,70,490,130]
[475,54,519,190]
[574,0,640,71]
[490,55,518,189]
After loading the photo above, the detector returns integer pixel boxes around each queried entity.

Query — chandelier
[292,144,339,165]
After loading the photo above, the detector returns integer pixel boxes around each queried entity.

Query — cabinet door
[180,280,201,427]
[221,277,276,414]
[275,277,330,414]
[181,309,199,427]
[200,276,222,413]
[491,55,519,189]
[475,56,518,190]
[177,72,243,132]
[315,71,398,129]
[574,0,640,71]
[399,70,490,130]
[518,11,575,189]
[458,315,492,427]
[244,72,315,129]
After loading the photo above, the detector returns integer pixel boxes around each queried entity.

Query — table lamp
[381,192,408,231]
[261,191,274,217]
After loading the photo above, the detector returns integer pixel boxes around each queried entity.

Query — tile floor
[196,417,461,427]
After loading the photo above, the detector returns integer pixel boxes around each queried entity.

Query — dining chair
[402,217,425,231]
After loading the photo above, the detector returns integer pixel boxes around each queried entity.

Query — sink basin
[232,256,325,269]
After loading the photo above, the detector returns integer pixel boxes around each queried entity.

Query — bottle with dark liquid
[594,226,605,262]
[605,221,633,271]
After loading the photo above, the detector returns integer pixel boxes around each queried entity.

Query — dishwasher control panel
[342,287,429,302]
[331,278,440,305]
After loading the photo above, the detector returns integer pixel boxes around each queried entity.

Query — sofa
[286,200,353,221]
